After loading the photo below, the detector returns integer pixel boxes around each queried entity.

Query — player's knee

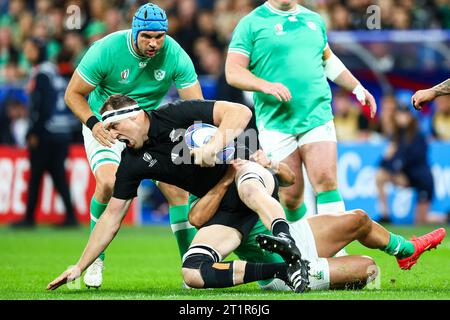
[182,268,204,288]
[238,181,260,202]
[361,256,378,284]
[313,173,337,192]
[182,247,214,288]
[279,190,303,210]
[95,173,116,199]
[181,245,218,289]
[182,245,234,289]
[350,209,371,235]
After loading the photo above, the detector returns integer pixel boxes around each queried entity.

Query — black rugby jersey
[113,100,257,200]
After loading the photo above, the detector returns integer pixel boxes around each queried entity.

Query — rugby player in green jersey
[225,0,377,239]
[64,3,202,288]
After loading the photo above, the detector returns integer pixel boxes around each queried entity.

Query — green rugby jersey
[229,2,333,134]
[76,30,198,119]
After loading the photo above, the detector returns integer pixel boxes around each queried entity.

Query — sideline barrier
[0,145,137,225]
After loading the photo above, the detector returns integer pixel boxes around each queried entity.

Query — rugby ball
[185,123,235,162]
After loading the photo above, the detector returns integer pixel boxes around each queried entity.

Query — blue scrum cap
[132,3,168,45]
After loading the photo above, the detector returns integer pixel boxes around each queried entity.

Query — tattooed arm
[412,78,450,110]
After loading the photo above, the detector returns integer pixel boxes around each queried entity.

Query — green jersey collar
[264,1,301,16]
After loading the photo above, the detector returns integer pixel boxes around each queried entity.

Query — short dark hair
[100,94,137,115]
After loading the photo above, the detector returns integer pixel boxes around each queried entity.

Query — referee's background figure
[12,38,78,228]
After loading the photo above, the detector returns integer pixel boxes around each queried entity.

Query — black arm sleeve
[28,73,53,136]
[156,100,216,128]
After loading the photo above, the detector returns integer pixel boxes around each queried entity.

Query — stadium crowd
[1,0,450,147]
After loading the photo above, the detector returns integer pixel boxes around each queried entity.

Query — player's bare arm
[189,165,236,228]
[322,45,377,118]
[190,101,252,167]
[47,197,132,290]
[225,52,292,102]
[177,81,204,100]
[65,71,115,147]
[412,78,450,110]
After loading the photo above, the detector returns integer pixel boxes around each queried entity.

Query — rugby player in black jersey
[47,94,310,293]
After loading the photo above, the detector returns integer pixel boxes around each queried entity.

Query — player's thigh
[328,255,377,290]
[299,121,338,192]
[157,182,189,206]
[190,225,243,259]
[83,124,124,196]
[307,212,364,257]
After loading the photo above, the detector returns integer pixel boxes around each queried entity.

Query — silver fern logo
[143,152,157,167]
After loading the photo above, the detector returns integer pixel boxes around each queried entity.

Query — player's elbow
[188,212,203,229]
[64,88,73,106]
[224,61,234,85]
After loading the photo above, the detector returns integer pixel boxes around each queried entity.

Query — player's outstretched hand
[261,81,292,102]
[411,89,436,110]
[47,265,81,291]
[92,122,115,147]
[353,86,377,118]
[190,145,217,167]
[364,89,377,118]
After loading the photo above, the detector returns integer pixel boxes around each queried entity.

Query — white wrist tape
[323,53,347,81]
[352,84,367,105]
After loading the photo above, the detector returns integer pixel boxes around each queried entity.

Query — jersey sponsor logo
[306,21,318,31]
[119,69,130,84]
[288,16,298,22]
[143,152,158,167]
[154,69,166,81]
[274,23,286,36]
[139,61,147,68]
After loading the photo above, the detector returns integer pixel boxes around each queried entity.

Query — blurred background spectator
[376,103,434,225]
[431,95,450,140]
[11,37,78,228]
[332,89,372,141]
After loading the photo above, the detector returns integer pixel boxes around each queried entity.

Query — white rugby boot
[84,258,104,289]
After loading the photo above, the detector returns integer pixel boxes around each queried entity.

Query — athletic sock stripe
[92,158,120,172]
[89,149,120,162]
[171,221,195,233]
[182,245,221,263]
[90,214,98,223]
[238,172,266,188]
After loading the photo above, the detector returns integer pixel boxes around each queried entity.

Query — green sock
[283,203,307,223]
[90,196,108,261]
[316,189,346,214]
[382,232,415,259]
[169,204,197,259]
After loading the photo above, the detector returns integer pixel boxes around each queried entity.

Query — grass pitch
[0,224,449,300]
